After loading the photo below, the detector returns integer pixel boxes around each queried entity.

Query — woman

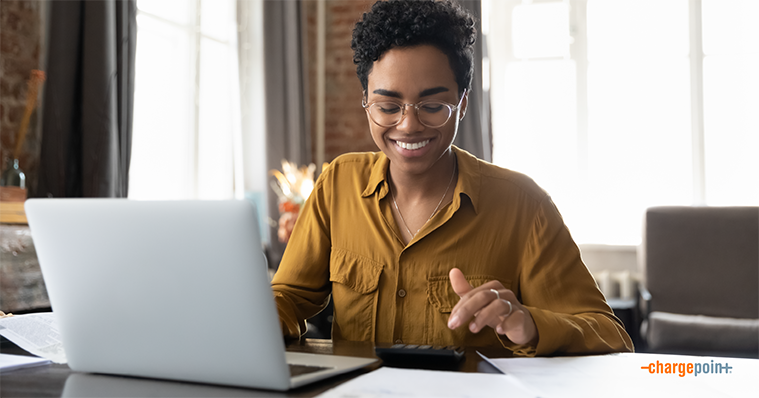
[271,0,632,356]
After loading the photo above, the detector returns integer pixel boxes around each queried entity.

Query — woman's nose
[395,105,424,133]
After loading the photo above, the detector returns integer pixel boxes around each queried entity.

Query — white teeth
[396,139,430,150]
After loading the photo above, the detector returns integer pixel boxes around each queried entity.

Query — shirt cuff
[494,307,540,357]
[523,305,569,356]
[274,292,306,338]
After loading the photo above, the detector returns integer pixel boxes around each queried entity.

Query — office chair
[638,206,759,358]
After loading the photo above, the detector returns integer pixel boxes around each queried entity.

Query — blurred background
[1,1,757,348]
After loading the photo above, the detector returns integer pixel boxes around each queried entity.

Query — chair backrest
[640,206,759,319]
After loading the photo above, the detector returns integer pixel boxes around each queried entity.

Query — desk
[0,339,504,398]
[4,339,756,397]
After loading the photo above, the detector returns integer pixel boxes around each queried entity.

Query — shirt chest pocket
[329,248,383,342]
[426,275,511,346]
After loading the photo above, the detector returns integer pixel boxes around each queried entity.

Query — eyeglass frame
[361,88,467,128]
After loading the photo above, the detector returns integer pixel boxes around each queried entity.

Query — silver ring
[491,289,513,317]
[502,300,513,317]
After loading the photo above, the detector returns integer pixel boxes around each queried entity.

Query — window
[487,0,758,245]
[130,0,241,200]
[701,0,759,205]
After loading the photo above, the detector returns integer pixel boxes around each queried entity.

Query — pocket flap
[329,248,383,294]
[427,275,510,313]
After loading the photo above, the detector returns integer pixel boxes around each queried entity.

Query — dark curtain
[455,0,491,162]
[36,0,136,198]
[263,0,312,263]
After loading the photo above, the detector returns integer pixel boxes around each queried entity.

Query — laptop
[25,199,377,391]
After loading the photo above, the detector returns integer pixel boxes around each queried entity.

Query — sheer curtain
[129,0,271,243]
[129,0,243,201]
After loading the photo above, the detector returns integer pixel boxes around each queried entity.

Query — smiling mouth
[394,139,431,150]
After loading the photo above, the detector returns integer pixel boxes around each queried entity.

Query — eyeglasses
[362,89,467,128]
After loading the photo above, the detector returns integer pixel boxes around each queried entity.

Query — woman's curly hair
[351,0,476,95]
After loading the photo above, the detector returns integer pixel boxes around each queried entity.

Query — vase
[0,159,26,189]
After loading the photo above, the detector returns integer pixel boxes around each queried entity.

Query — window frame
[485,0,751,245]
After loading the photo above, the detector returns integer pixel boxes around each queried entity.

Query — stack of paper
[0,312,67,363]
[483,352,758,398]
[0,354,50,373]
[317,367,539,398]
[318,352,758,398]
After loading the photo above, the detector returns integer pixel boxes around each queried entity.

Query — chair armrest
[638,284,651,319]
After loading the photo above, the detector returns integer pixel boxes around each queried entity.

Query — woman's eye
[378,104,401,114]
[421,104,445,113]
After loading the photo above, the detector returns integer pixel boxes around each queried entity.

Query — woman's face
[365,45,467,177]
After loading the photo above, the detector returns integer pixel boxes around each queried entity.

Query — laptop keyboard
[289,363,333,377]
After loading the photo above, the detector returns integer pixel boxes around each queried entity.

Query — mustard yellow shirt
[272,146,633,356]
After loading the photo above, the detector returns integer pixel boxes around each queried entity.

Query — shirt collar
[361,152,390,198]
[452,146,481,214]
[360,146,482,214]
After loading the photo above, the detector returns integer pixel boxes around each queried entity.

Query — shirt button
[398,289,407,298]
[395,339,403,344]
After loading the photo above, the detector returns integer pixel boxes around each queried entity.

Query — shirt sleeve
[497,196,634,356]
[270,171,333,339]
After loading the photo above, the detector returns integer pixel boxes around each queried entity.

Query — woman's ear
[459,90,469,120]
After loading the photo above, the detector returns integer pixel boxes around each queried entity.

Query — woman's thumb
[449,268,472,297]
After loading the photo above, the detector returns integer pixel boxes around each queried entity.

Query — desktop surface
[0,339,505,398]
[6,338,755,397]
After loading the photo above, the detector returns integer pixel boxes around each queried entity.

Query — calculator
[374,344,465,369]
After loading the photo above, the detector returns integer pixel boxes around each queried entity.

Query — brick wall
[0,0,44,193]
[305,0,378,163]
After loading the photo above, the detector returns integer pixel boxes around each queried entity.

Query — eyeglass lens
[367,102,453,128]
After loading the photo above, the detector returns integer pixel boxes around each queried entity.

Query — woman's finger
[449,279,505,317]
[466,296,514,333]
[449,287,508,329]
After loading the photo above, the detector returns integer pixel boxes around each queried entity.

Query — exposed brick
[15,0,40,11]
[0,0,42,192]
[306,0,375,162]
[3,8,22,32]
[0,4,6,22]
[6,104,23,126]
[0,32,20,57]
[3,55,38,78]
[0,79,10,98]
[0,133,14,162]
[2,2,41,37]
[11,80,29,102]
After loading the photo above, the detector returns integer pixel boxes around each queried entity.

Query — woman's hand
[447,268,538,346]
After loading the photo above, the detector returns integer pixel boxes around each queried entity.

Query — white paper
[0,313,67,363]
[316,367,540,398]
[0,353,51,373]
[485,352,759,398]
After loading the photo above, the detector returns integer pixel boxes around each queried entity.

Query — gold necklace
[389,158,457,239]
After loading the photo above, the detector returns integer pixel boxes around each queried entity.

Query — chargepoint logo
[641,359,733,377]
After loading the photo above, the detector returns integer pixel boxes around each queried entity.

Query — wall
[304,0,378,163]
[0,0,45,193]
[579,244,640,299]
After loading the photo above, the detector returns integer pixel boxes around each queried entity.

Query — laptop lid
[25,199,374,391]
